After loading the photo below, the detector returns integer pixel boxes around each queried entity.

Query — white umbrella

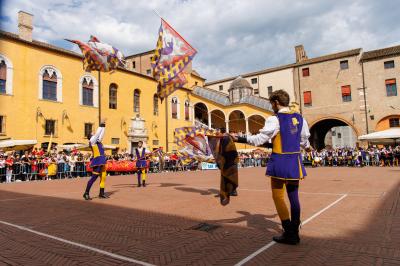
[358,128,400,144]
[0,139,38,151]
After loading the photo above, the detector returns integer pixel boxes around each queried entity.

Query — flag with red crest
[151,19,197,101]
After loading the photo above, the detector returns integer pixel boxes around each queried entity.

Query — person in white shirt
[83,120,108,200]
[232,90,311,245]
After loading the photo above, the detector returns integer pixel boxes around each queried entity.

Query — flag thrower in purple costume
[151,19,197,101]
[175,127,239,206]
[66,36,125,72]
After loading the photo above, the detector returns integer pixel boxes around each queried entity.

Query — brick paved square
[0,167,399,265]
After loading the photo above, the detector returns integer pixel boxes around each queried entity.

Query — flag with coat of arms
[151,19,197,101]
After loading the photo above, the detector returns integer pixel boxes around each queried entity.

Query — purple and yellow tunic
[90,141,107,167]
[266,112,307,180]
[135,148,147,168]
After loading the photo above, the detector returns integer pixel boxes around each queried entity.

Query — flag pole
[165,95,169,152]
[98,70,101,125]
[153,10,197,52]
[153,9,162,18]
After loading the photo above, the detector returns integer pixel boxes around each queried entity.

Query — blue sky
[1,0,399,81]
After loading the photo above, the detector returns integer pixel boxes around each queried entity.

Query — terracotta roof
[361,44,400,61]
[125,49,155,59]
[0,30,157,82]
[205,63,295,86]
[191,69,205,80]
[0,30,83,58]
[295,48,362,67]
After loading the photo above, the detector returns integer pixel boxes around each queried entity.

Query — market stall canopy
[358,128,400,143]
[0,139,37,151]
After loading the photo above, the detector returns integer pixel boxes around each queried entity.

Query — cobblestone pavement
[0,167,399,265]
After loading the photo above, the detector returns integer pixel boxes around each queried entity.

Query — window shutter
[303,91,312,104]
[0,61,6,80]
[341,85,351,96]
[385,79,396,85]
[172,102,177,116]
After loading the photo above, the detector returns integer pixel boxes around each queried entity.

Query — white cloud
[1,0,399,81]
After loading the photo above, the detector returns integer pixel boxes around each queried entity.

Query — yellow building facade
[0,11,273,153]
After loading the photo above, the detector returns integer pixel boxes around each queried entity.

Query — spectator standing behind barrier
[0,155,5,182]
[47,158,57,180]
[5,154,13,183]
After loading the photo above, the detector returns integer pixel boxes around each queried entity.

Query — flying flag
[151,19,197,101]
[174,127,239,205]
[66,36,125,72]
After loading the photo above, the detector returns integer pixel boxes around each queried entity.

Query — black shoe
[83,192,92,200]
[220,194,230,206]
[291,220,301,244]
[230,189,238,196]
[142,180,146,187]
[138,183,142,187]
[98,188,109,199]
[273,220,298,245]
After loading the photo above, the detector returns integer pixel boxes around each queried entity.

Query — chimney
[295,45,308,63]
[18,11,33,42]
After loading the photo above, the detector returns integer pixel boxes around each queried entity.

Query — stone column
[208,112,212,129]
[225,120,229,133]
[245,118,250,136]
[192,105,195,126]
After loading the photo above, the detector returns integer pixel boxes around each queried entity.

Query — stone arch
[375,114,400,131]
[248,114,266,134]
[194,102,208,125]
[228,110,246,133]
[210,109,226,130]
[309,116,359,150]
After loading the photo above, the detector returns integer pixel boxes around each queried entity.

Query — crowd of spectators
[1,145,398,183]
[302,146,400,167]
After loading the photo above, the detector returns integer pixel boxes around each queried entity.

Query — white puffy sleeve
[90,126,105,145]
[300,118,311,149]
[246,116,279,146]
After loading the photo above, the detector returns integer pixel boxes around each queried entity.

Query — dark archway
[310,118,358,150]
[229,110,246,133]
[248,115,265,134]
[194,102,208,125]
[210,109,226,130]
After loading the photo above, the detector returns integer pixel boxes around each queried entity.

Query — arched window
[171,97,178,119]
[0,60,6,94]
[0,54,13,95]
[153,94,159,116]
[82,78,94,106]
[39,65,62,102]
[42,69,58,101]
[79,75,98,107]
[184,100,190,121]
[109,84,118,109]
[134,89,140,113]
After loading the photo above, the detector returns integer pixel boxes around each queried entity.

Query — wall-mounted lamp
[62,110,69,124]
[121,118,126,128]
[36,107,43,121]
